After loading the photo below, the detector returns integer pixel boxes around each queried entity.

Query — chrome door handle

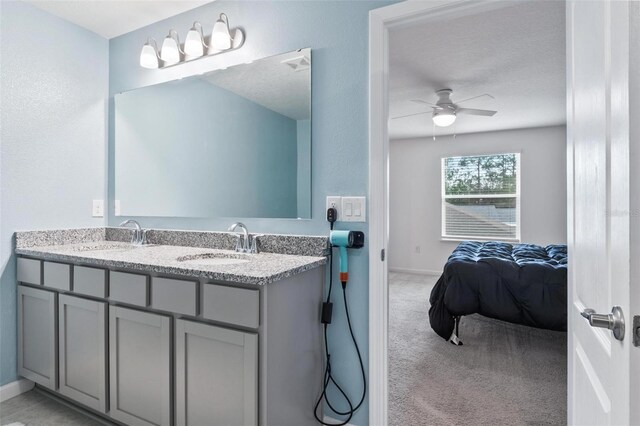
[581,306,625,341]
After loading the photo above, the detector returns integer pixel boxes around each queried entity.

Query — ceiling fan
[392,89,497,127]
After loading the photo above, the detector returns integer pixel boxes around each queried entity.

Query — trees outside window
[441,153,520,240]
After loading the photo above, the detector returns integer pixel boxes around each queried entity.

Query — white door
[567,1,638,425]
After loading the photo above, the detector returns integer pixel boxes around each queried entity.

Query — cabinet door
[109,306,171,426]
[18,285,57,390]
[175,319,258,426]
[58,295,107,412]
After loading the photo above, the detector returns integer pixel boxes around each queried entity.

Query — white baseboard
[389,266,442,276]
[0,378,35,402]
[324,415,356,426]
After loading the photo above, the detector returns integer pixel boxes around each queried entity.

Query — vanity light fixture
[160,30,184,66]
[432,108,457,127]
[139,38,161,69]
[139,12,244,69]
[184,22,207,58]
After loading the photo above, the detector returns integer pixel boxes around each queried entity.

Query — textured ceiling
[202,49,311,121]
[24,0,212,39]
[389,1,566,140]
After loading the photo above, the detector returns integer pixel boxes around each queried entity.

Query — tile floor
[0,389,108,426]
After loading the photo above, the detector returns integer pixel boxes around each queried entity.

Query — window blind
[441,153,520,240]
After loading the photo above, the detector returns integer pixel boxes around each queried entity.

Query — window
[441,153,520,241]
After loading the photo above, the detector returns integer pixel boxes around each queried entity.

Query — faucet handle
[141,229,148,245]
[249,234,263,254]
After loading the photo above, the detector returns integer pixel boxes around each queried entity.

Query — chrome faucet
[119,220,147,245]
[228,222,249,253]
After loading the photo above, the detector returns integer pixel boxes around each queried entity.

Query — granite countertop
[16,240,327,286]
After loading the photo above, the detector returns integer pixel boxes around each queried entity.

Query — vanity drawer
[109,272,148,307]
[202,284,259,329]
[74,266,107,298]
[151,277,197,316]
[17,258,41,285]
[43,262,71,291]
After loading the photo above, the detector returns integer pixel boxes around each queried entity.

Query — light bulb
[184,22,205,58]
[432,110,456,127]
[139,38,160,69]
[211,13,232,50]
[160,30,183,65]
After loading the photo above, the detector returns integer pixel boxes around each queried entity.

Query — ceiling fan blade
[456,93,495,104]
[457,107,497,117]
[411,99,438,107]
[391,111,431,120]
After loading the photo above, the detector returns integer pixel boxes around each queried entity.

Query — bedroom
[386,2,568,424]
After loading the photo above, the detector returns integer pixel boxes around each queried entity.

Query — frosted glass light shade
[139,39,160,69]
[211,14,232,50]
[432,110,456,127]
[160,30,182,65]
[184,22,205,58]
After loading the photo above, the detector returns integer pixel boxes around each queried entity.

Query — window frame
[440,152,521,242]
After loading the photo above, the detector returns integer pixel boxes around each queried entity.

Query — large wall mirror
[114,48,311,219]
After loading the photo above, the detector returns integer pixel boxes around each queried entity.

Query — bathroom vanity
[14,228,327,426]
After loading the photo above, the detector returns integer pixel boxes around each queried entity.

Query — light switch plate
[92,200,104,217]
[114,200,121,216]
[326,196,342,221]
[341,196,366,222]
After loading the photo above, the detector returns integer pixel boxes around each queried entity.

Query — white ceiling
[202,49,311,121]
[389,1,566,140]
[24,0,212,39]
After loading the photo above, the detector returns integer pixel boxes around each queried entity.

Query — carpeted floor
[389,272,567,426]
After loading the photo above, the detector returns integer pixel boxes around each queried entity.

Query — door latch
[634,316,640,347]
[580,306,625,341]
[381,249,385,261]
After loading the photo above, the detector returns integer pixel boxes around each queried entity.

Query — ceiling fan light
[432,110,456,127]
[211,13,232,50]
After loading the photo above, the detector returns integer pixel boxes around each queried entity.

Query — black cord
[326,240,334,304]
[313,244,367,425]
[341,282,367,411]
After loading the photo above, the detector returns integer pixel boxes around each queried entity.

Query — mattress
[428,241,568,341]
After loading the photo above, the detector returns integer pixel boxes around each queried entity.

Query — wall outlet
[415,246,421,254]
[326,196,342,221]
[92,200,104,217]
[114,200,121,216]
[341,196,366,222]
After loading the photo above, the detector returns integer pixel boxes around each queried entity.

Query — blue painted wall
[109,2,392,424]
[115,78,299,218]
[297,119,312,218]
[0,1,108,386]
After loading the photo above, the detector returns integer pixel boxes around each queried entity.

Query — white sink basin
[176,253,251,267]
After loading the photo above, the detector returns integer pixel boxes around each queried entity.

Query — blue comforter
[429,241,567,340]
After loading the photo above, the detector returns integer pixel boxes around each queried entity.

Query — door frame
[368,2,502,423]
[367,1,575,424]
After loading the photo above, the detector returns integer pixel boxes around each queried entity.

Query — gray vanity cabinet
[15,248,324,426]
[175,319,258,426]
[58,294,107,412]
[109,306,171,426]
[17,285,57,390]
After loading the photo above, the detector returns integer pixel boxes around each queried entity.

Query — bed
[428,241,567,344]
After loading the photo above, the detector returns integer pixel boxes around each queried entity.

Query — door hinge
[633,316,640,347]
[381,249,385,261]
